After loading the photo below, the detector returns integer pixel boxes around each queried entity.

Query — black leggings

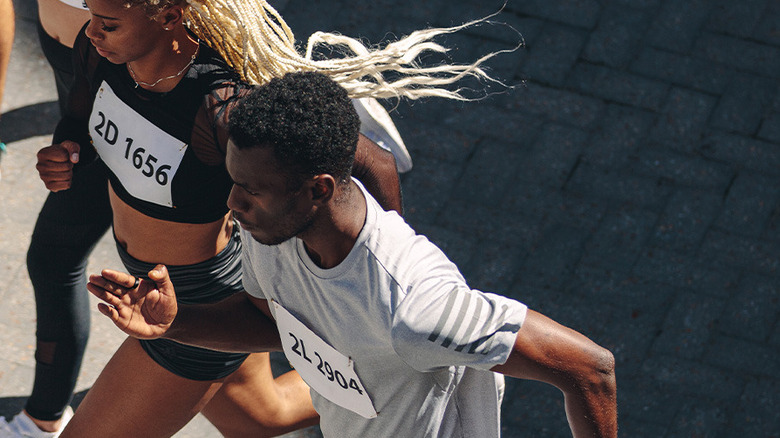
[25,160,112,421]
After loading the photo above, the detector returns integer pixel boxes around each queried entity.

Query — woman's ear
[156,5,185,30]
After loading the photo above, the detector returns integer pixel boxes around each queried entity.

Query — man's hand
[87,264,178,340]
[35,140,80,191]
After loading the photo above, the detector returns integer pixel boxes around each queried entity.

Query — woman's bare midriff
[38,0,91,49]
[108,183,234,266]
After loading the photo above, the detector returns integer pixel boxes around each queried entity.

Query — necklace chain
[128,44,199,89]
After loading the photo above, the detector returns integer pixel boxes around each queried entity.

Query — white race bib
[90,82,188,208]
[273,301,378,419]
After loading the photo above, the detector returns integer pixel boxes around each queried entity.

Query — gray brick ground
[644,0,712,53]
[631,47,734,94]
[3,0,780,437]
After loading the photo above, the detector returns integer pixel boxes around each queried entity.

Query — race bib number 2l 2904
[272,301,378,419]
[90,81,187,208]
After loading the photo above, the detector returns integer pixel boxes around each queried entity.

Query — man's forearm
[164,292,283,353]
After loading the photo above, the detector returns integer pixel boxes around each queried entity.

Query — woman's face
[84,0,169,64]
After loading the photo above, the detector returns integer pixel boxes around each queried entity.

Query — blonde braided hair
[182,0,516,100]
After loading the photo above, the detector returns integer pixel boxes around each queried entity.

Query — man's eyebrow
[231,179,252,191]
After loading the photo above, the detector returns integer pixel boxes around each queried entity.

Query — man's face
[226,141,315,246]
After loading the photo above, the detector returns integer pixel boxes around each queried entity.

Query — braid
[183,0,517,100]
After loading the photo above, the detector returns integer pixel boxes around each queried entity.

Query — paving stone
[715,172,780,237]
[579,204,658,271]
[518,23,588,87]
[705,0,768,39]
[515,224,590,291]
[400,155,463,225]
[650,291,726,360]
[726,378,780,437]
[632,144,733,189]
[670,401,730,438]
[395,117,480,164]
[699,230,780,275]
[631,247,740,299]
[437,201,542,249]
[717,273,779,342]
[758,110,780,143]
[648,187,722,254]
[504,184,606,231]
[459,239,526,293]
[630,47,734,94]
[582,4,652,69]
[502,81,605,129]
[753,0,780,46]
[693,31,780,79]
[700,132,780,177]
[767,206,780,243]
[650,87,717,148]
[509,0,602,29]
[568,62,669,111]
[582,103,656,168]
[501,379,570,437]
[565,161,672,209]
[571,265,676,310]
[452,138,528,207]
[617,376,685,426]
[709,73,778,135]
[511,122,588,188]
[704,335,779,378]
[641,355,746,401]
[644,0,713,53]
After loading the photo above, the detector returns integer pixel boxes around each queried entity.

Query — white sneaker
[0,407,74,438]
[353,97,413,173]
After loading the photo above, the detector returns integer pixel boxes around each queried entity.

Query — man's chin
[250,231,289,247]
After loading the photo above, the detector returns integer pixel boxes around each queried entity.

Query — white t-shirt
[242,180,528,437]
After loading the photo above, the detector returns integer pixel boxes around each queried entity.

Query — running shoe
[0,407,73,438]
[353,98,413,173]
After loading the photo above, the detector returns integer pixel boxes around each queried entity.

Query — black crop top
[58,27,249,224]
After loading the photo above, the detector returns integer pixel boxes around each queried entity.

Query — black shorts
[116,227,250,381]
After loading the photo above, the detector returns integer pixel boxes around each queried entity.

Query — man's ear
[311,175,336,203]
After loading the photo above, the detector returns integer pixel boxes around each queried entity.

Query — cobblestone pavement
[1,0,778,437]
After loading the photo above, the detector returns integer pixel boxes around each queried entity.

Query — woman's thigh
[61,337,224,438]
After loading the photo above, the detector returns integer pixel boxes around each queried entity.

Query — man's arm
[87,265,282,353]
[167,293,282,353]
[352,134,403,214]
[491,310,618,438]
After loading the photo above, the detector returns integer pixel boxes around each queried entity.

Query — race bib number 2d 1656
[272,301,378,419]
[90,81,188,208]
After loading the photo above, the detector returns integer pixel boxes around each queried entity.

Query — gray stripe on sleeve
[427,285,460,343]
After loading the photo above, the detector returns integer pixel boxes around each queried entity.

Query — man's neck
[300,181,367,269]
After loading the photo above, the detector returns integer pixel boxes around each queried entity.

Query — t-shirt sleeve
[391,260,527,373]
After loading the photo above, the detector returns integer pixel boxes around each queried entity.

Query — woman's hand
[35,140,80,191]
